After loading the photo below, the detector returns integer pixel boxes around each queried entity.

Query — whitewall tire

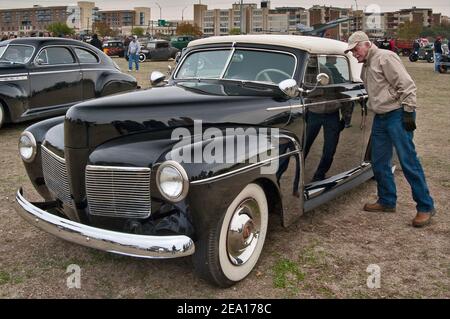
[193,183,268,287]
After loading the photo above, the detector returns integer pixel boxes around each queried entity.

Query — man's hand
[403,111,416,131]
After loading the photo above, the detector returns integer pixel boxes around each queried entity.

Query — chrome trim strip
[267,96,362,112]
[0,76,28,81]
[304,96,363,108]
[86,165,150,172]
[30,69,81,75]
[190,150,300,185]
[0,73,28,77]
[15,188,195,259]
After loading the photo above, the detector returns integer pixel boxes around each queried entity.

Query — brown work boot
[412,212,434,228]
[363,202,396,213]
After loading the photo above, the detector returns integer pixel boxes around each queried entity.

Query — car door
[154,42,170,60]
[300,55,367,194]
[73,46,101,100]
[29,46,82,111]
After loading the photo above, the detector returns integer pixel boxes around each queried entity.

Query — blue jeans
[435,53,442,72]
[304,111,342,181]
[128,53,139,71]
[371,108,434,213]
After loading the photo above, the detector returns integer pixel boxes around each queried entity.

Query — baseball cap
[344,31,370,53]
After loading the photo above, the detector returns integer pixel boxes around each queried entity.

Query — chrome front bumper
[15,188,195,259]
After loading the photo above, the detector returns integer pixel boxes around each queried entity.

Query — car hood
[65,81,290,149]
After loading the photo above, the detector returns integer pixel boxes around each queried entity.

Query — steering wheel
[255,69,291,83]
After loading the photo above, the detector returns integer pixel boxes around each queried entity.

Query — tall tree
[397,21,423,40]
[229,28,241,35]
[132,27,145,37]
[176,23,203,36]
[46,22,74,37]
[94,22,115,37]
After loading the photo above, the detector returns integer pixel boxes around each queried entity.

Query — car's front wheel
[139,53,146,63]
[193,183,268,287]
[0,103,5,129]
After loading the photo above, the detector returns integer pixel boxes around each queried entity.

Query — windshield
[175,49,296,84]
[0,45,34,64]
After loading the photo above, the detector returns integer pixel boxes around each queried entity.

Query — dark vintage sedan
[140,40,179,62]
[15,35,373,287]
[0,37,137,128]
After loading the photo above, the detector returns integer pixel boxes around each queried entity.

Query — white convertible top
[188,35,362,82]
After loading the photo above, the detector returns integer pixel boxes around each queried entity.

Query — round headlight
[156,161,189,202]
[18,131,37,163]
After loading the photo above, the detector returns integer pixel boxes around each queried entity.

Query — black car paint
[0,38,137,124]
[22,42,372,239]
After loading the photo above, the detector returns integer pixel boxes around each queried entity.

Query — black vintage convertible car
[0,37,137,129]
[15,35,374,287]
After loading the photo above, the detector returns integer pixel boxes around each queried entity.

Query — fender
[22,116,65,200]
[94,71,137,97]
[87,126,304,228]
[0,83,29,123]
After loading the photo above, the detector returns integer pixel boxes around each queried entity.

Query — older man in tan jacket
[345,31,435,227]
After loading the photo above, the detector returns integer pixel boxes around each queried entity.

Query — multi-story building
[398,7,433,27]
[0,2,102,36]
[1,5,68,36]
[309,5,350,40]
[98,7,151,34]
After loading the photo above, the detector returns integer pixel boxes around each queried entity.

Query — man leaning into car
[346,31,436,227]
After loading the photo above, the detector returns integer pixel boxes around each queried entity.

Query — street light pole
[156,2,162,20]
[240,0,244,34]
[182,6,188,21]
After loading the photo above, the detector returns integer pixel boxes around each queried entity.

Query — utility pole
[240,0,244,34]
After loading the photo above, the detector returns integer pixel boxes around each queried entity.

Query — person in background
[434,36,443,73]
[123,35,131,60]
[127,35,141,72]
[346,31,436,228]
[90,34,103,51]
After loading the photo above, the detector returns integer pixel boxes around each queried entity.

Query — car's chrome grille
[85,165,151,219]
[41,145,73,207]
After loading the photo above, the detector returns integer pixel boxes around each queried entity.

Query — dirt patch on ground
[0,57,449,298]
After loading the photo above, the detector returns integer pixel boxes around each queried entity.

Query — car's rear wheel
[193,183,268,287]
[427,55,434,63]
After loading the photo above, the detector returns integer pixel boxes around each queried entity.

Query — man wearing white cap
[345,31,435,227]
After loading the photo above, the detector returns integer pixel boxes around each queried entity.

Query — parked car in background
[102,40,126,57]
[170,35,196,50]
[0,37,137,129]
[139,40,179,62]
[16,35,374,287]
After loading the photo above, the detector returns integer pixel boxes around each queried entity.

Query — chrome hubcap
[227,198,261,266]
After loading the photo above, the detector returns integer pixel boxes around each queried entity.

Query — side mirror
[278,79,300,99]
[150,71,166,86]
[167,65,172,75]
[317,73,330,86]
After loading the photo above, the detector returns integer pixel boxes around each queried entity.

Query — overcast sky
[0,0,449,19]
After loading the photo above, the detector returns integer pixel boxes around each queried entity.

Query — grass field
[0,57,448,298]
